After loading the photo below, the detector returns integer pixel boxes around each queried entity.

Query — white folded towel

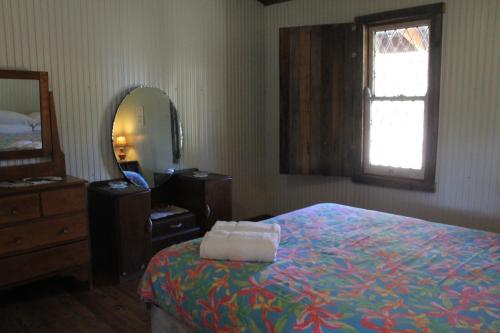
[200,230,279,262]
[212,221,281,239]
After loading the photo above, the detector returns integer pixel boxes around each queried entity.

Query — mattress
[139,203,500,332]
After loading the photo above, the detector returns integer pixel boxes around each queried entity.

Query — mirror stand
[0,91,66,181]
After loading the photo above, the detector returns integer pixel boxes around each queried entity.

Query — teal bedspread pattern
[139,204,500,332]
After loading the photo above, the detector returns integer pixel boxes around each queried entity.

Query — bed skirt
[151,304,193,333]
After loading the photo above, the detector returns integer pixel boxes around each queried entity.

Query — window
[355,4,444,191]
[365,22,429,179]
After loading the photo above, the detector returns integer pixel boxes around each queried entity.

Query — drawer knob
[169,223,183,229]
[11,208,18,215]
[61,228,70,235]
[13,237,22,245]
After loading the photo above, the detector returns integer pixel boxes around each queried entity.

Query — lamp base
[118,147,126,161]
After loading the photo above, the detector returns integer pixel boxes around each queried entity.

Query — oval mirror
[112,87,182,188]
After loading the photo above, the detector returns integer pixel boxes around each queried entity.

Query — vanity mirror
[112,87,182,188]
[0,70,51,159]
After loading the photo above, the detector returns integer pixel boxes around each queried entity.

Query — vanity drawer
[152,212,198,238]
[41,186,86,216]
[0,194,40,225]
[0,240,89,287]
[0,214,88,257]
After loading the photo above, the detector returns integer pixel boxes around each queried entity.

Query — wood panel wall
[265,0,500,232]
[0,0,266,219]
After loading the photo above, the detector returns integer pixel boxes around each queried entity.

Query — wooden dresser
[0,177,91,289]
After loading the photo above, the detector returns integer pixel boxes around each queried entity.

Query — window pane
[369,100,424,170]
[372,25,429,97]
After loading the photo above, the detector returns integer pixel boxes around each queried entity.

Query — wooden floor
[0,277,149,333]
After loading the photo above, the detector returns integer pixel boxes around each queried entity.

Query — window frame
[364,20,430,180]
[353,3,444,192]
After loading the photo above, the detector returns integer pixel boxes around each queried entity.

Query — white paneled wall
[264,0,500,232]
[0,0,266,218]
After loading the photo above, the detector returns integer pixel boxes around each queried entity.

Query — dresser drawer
[0,194,40,226]
[0,214,88,257]
[41,186,86,216]
[0,240,89,287]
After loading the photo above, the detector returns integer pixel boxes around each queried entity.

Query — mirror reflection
[112,87,181,188]
[0,79,41,152]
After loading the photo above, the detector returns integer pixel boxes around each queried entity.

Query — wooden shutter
[280,23,357,176]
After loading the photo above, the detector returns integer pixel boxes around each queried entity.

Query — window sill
[352,173,435,192]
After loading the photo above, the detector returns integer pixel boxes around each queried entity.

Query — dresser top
[0,176,86,196]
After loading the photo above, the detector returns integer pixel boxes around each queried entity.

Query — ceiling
[257,0,293,6]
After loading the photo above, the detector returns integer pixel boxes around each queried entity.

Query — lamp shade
[115,135,127,146]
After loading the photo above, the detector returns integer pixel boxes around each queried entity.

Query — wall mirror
[0,70,51,159]
[112,87,182,188]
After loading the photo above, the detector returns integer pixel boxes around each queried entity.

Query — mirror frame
[112,87,183,188]
[0,69,52,159]
[170,99,182,164]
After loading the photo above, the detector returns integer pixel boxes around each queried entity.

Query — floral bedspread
[139,203,500,332]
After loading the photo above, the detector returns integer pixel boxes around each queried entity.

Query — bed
[139,203,500,332]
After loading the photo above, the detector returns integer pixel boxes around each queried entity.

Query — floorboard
[0,277,149,333]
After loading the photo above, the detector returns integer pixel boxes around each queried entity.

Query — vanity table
[0,70,91,290]
[88,169,232,281]
[87,87,232,282]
